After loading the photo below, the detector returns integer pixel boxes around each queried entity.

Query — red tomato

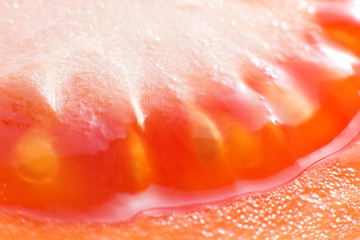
[0,0,360,239]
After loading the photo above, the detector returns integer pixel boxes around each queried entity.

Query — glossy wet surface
[1,0,360,238]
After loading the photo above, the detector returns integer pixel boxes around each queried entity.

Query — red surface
[1,0,360,238]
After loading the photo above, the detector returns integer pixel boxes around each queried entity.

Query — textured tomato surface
[1,0,360,239]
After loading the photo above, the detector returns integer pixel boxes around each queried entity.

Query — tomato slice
[1,0,360,239]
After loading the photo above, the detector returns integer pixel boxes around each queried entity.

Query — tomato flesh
[0,0,360,222]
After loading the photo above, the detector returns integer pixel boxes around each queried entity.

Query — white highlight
[124,72,146,128]
[131,93,146,127]
[43,64,58,112]
[319,44,359,75]
[352,2,360,21]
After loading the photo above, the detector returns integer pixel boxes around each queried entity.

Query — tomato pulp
[0,0,360,225]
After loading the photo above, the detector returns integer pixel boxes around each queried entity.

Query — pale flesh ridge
[0,0,359,180]
[1,0,358,150]
[1,0,360,239]
[0,0,339,155]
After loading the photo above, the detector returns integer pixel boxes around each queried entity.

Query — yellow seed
[225,123,261,168]
[13,129,58,183]
[264,82,314,126]
[190,111,238,188]
[127,130,152,190]
[191,110,225,164]
[326,29,360,56]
